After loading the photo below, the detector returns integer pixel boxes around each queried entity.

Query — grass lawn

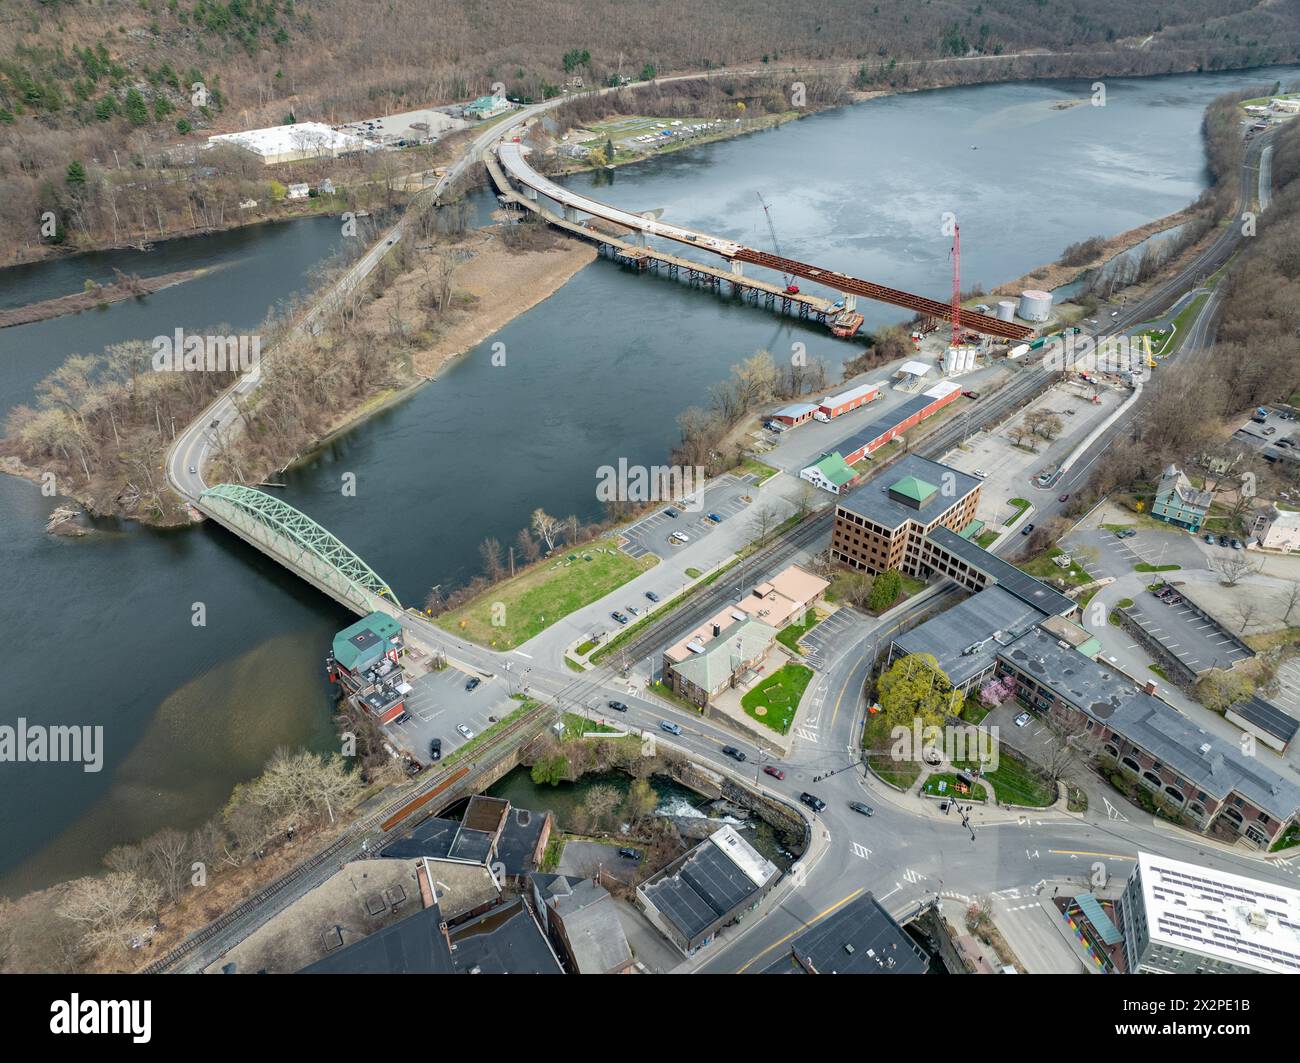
[684,567,703,579]
[740,662,813,735]
[1003,498,1031,526]
[975,529,1000,549]
[777,609,821,652]
[1116,598,1134,608]
[1135,562,1180,573]
[1017,547,1092,587]
[922,773,988,802]
[1271,823,1300,852]
[437,539,655,648]
[564,655,585,672]
[736,458,778,483]
[1149,664,1169,681]
[862,712,921,789]
[954,751,1056,807]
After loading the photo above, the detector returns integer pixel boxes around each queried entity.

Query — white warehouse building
[208,122,368,165]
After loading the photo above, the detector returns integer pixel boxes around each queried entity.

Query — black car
[1218,534,1231,547]
[849,801,875,817]
[465,676,481,692]
[429,738,442,761]
[645,591,660,603]
[1020,523,1035,536]
[664,508,680,518]
[800,792,826,813]
[617,848,640,860]
[607,700,629,712]
[721,746,747,762]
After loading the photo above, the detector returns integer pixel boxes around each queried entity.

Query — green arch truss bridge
[199,484,402,613]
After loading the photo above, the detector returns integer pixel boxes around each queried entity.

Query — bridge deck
[496,140,1034,341]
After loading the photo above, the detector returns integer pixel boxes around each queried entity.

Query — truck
[1253,407,1269,424]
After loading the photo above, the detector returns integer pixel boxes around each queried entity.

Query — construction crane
[755,192,800,294]
[949,223,962,348]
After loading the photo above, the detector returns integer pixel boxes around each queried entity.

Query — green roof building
[332,611,404,674]
[888,474,938,507]
[799,451,859,495]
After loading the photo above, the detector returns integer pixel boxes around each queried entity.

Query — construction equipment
[755,192,800,294]
[949,223,962,348]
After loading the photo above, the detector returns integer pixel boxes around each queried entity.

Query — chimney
[1144,680,1157,695]
[712,623,721,638]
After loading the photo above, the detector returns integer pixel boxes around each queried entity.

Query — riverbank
[0,266,210,328]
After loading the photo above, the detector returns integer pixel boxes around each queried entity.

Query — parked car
[1165,595,1183,606]
[763,765,785,780]
[626,605,640,616]
[849,801,875,817]
[607,700,628,712]
[457,724,474,739]
[1231,538,1242,550]
[645,591,660,603]
[429,738,442,761]
[972,469,988,479]
[1058,493,1070,503]
[669,531,690,544]
[464,677,481,692]
[617,848,640,860]
[1219,534,1231,547]
[1116,528,1137,538]
[721,746,747,762]
[1021,523,1035,536]
[800,792,826,813]
[611,611,629,625]
[1264,427,1278,435]
[961,389,980,399]
[1204,533,1215,544]
[659,720,682,736]
[707,512,725,523]
[664,508,680,518]
[1014,711,1031,728]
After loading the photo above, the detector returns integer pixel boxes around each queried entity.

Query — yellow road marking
[735,887,864,973]
[1049,849,1135,861]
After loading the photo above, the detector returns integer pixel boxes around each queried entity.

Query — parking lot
[798,607,871,671]
[620,474,755,560]
[1124,586,1253,672]
[386,664,518,762]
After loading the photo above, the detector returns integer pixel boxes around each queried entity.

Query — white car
[456,724,474,739]
[1014,711,1031,728]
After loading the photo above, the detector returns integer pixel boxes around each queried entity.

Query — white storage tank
[997,300,1017,322]
[943,346,961,374]
[1018,289,1052,322]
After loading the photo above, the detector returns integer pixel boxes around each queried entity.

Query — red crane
[755,192,800,294]
[949,223,962,347]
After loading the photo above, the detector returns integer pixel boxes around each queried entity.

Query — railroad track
[141,704,551,974]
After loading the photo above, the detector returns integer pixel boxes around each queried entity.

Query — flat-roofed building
[208,122,367,164]
[1118,852,1300,974]
[637,825,778,954]
[995,628,1300,847]
[830,455,980,577]
[765,891,928,974]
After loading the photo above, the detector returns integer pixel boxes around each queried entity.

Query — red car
[763,765,785,780]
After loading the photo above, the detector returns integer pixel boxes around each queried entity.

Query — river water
[2,67,1295,896]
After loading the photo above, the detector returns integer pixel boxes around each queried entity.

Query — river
[2,67,1295,897]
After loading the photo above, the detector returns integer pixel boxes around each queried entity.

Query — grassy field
[975,529,1000,549]
[953,751,1056,807]
[438,540,655,648]
[1135,562,1180,573]
[741,662,813,734]
[776,609,821,652]
[922,773,988,802]
[1018,546,1092,587]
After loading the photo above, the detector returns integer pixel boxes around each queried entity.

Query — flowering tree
[979,675,1016,708]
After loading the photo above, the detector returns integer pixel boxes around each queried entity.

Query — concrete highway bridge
[495,141,1034,342]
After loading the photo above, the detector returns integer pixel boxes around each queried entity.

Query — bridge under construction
[494,140,1034,342]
